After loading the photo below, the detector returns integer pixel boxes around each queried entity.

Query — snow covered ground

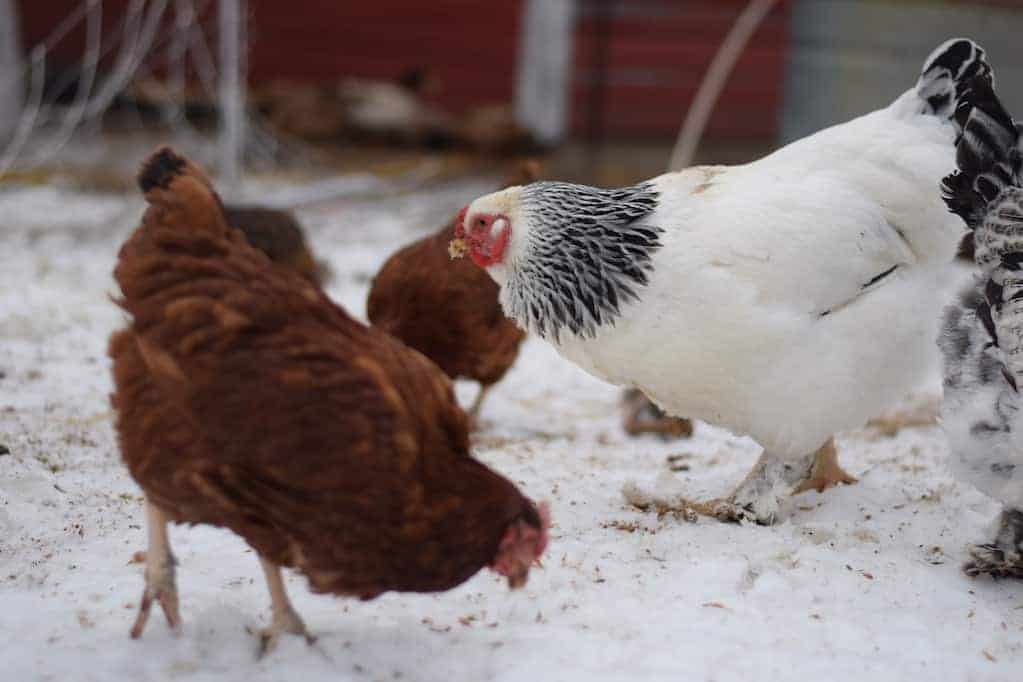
[1,178,1021,682]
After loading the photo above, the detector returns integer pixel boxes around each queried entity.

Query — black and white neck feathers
[501,181,662,342]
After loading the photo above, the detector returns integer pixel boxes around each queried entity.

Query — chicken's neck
[500,181,664,343]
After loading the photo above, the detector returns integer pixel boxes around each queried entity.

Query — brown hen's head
[490,501,550,589]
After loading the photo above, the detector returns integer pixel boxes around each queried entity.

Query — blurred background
[1,0,1022,199]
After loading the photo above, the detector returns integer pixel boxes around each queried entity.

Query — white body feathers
[550,94,960,458]
[474,50,975,461]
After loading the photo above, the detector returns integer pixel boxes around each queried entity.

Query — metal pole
[0,0,24,144]
[667,0,779,172]
[218,0,245,192]
[513,0,576,146]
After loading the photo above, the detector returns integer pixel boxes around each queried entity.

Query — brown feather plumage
[222,205,331,286]
[366,164,536,398]
[109,148,545,606]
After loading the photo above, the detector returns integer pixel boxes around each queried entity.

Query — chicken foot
[621,389,693,440]
[256,556,316,657]
[792,438,858,494]
[639,438,856,525]
[865,397,940,437]
[131,501,181,639]
[710,438,856,523]
[964,508,1023,579]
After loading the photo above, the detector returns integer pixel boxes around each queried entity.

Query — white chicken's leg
[792,438,858,494]
[131,500,181,638]
[622,389,693,440]
[715,438,856,524]
[257,556,315,657]
[649,438,854,524]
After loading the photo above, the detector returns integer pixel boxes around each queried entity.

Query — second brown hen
[366,163,538,425]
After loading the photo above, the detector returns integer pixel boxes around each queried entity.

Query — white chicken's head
[454,186,530,279]
[454,181,663,342]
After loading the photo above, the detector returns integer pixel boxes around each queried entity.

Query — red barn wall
[573,1,789,140]
[18,0,787,141]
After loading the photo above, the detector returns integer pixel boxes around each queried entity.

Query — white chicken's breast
[937,74,1023,578]
[459,38,991,523]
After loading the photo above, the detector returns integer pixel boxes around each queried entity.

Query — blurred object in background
[780,0,1023,144]
[0,0,23,146]
[515,0,575,146]
[249,80,346,142]
[558,0,789,185]
[337,69,453,147]
[622,389,693,441]
[8,0,262,191]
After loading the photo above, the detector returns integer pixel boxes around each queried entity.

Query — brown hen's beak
[449,205,469,259]
[448,238,468,260]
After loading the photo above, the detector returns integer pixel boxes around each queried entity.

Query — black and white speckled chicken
[938,73,1023,579]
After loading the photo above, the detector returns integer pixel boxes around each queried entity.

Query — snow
[1,179,1021,682]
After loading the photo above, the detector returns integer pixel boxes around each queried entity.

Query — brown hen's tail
[136,147,228,238]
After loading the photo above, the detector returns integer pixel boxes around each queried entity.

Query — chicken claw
[633,440,854,526]
[131,501,181,639]
[256,556,316,658]
[963,544,1023,579]
[257,607,317,658]
[621,389,693,440]
[963,510,1023,579]
[792,438,857,494]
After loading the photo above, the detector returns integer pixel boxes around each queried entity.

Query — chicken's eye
[477,218,486,227]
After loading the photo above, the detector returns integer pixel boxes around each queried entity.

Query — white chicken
[453,38,989,524]
[938,74,1023,578]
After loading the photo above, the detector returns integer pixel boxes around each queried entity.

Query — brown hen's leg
[467,384,491,428]
[130,501,181,639]
[621,389,693,440]
[257,556,315,657]
[792,438,858,494]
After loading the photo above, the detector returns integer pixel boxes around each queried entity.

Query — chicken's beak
[449,205,469,259]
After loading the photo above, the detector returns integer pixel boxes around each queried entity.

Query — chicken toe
[256,557,316,658]
[131,501,181,639]
[792,438,857,494]
[963,509,1023,579]
[622,390,693,440]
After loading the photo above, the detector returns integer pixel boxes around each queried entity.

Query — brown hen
[109,148,548,654]
[223,204,330,285]
[366,162,538,425]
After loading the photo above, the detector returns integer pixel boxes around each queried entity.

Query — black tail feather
[917,38,992,121]
[941,76,1022,232]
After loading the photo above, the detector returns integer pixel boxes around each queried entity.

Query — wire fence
[0,0,290,189]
